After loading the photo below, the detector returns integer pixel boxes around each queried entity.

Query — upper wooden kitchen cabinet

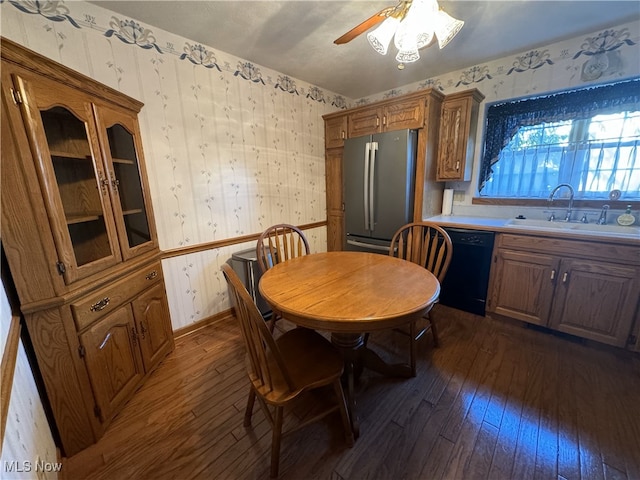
[324,113,348,149]
[348,94,426,137]
[1,39,173,456]
[436,89,484,181]
[488,233,640,348]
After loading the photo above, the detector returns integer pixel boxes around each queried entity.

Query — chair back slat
[390,222,453,283]
[222,264,295,392]
[257,224,311,273]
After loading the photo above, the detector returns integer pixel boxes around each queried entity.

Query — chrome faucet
[548,183,574,222]
[597,204,609,225]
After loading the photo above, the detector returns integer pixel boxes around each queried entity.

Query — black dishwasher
[439,228,495,316]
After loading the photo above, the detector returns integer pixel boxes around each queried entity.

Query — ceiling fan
[333,0,465,66]
[333,1,411,45]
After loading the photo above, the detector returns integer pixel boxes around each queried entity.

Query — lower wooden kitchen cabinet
[489,249,558,327]
[488,233,640,348]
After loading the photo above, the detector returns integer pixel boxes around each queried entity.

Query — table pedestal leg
[331,332,413,438]
[331,333,363,438]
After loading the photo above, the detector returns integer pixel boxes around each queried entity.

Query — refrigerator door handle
[346,239,391,252]
[369,142,378,231]
[364,142,371,231]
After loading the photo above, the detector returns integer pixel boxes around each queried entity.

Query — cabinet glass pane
[107,124,151,248]
[41,107,112,266]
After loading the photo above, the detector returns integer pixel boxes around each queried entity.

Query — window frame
[475,77,640,207]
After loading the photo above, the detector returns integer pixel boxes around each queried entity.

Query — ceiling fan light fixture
[367,16,401,55]
[354,0,463,65]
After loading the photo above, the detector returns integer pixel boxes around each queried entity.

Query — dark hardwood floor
[63,305,640,479]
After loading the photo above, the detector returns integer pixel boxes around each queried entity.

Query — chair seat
[251,328,344,404]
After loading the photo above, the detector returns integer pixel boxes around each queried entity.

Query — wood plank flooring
[63,306,640,479]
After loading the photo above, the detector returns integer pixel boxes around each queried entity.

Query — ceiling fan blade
[333,6,396,45]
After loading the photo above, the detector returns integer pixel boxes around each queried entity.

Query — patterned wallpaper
[1,2,639,328]
[358,23,639,104]
[1,0,335,328]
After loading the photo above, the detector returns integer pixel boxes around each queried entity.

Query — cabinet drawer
[72,262,163,331]
[498,234,640,265]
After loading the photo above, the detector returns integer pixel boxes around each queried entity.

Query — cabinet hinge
[78,345,86,358]
[10,88,23,105]
[56,261,66,275]
[94,405,102,419]
[628,334,637,346]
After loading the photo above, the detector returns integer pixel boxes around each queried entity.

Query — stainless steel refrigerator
[343,129,417,253]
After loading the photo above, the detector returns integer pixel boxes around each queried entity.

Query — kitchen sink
[505,218,640,237]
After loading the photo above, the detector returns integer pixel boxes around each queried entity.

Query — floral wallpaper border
[4,1,637,111]
[357,25,638,106]
[2,0,350,109]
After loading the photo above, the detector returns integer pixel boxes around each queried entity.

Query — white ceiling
[90,1,640,98]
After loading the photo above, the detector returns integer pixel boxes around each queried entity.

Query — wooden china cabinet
[1,39,174,456]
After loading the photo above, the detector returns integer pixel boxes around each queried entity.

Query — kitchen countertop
[426,214,640,245]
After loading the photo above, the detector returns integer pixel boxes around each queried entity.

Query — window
[479,78,640,200]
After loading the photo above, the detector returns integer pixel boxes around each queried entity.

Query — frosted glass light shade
[415,30,435,50]
[367,17,401,55]
[396,48,420,63]
[394,0,436,53]
[434,8,464,49]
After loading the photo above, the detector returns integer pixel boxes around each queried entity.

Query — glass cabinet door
[94,104,158,259]
[12,74,121,284]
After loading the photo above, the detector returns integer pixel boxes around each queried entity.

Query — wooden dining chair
[256,223,310,273]
[388,222,453,376]
[221,263,354,478]
[256,224,311,330]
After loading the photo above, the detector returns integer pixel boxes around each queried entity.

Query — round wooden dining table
[258,250,440,436]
